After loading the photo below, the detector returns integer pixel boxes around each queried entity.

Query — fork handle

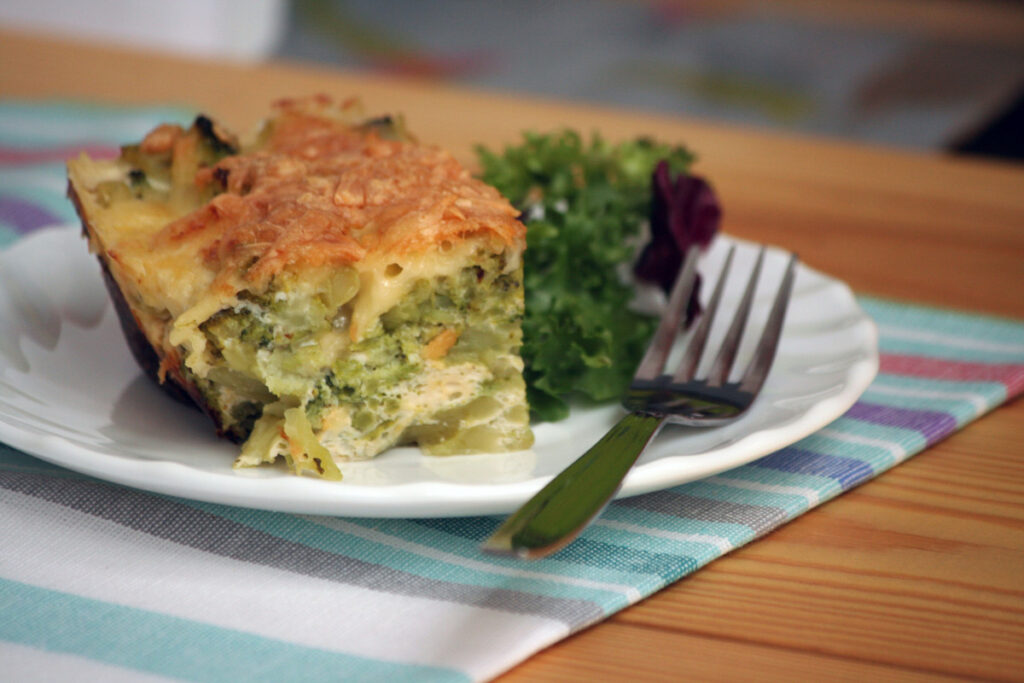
[481,412,666,558]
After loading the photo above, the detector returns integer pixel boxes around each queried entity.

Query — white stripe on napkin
[0,642,177,683]
[593,518,735,553]
[704,476,821,506]
[817,427,908,462]
[865,383,989,413]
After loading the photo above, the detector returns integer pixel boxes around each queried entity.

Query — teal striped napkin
[2,102,1023,682]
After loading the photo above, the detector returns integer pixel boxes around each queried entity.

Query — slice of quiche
[67,97,533,479]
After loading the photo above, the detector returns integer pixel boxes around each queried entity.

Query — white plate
[0,227,877,517]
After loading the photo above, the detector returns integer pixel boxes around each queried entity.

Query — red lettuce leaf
[634,161,721,321]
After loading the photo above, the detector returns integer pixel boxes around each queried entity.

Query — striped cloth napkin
[2,102,1023,682]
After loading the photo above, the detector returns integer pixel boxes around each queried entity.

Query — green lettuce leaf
[476,130,694,421]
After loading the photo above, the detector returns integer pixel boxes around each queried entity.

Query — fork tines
[634,244,798,397]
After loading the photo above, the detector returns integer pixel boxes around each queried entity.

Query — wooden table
[3,30,1023,681]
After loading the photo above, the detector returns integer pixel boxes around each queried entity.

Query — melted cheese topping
[68,103,527,375]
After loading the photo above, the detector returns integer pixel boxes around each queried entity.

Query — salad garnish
[476,130,719,421]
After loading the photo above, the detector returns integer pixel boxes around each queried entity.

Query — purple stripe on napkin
[0,196,63,234]
[845,401,957,445]
[753,446,876,489]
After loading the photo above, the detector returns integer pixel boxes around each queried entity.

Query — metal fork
[482,244,799,559]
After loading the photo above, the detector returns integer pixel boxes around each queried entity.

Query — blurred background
[2,0,1023,160]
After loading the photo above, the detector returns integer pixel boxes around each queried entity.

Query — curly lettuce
[477,130,719,421]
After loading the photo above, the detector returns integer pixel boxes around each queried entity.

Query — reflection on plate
[0,227,877,517]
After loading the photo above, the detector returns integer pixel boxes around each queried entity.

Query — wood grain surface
[3,30,1023,682]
